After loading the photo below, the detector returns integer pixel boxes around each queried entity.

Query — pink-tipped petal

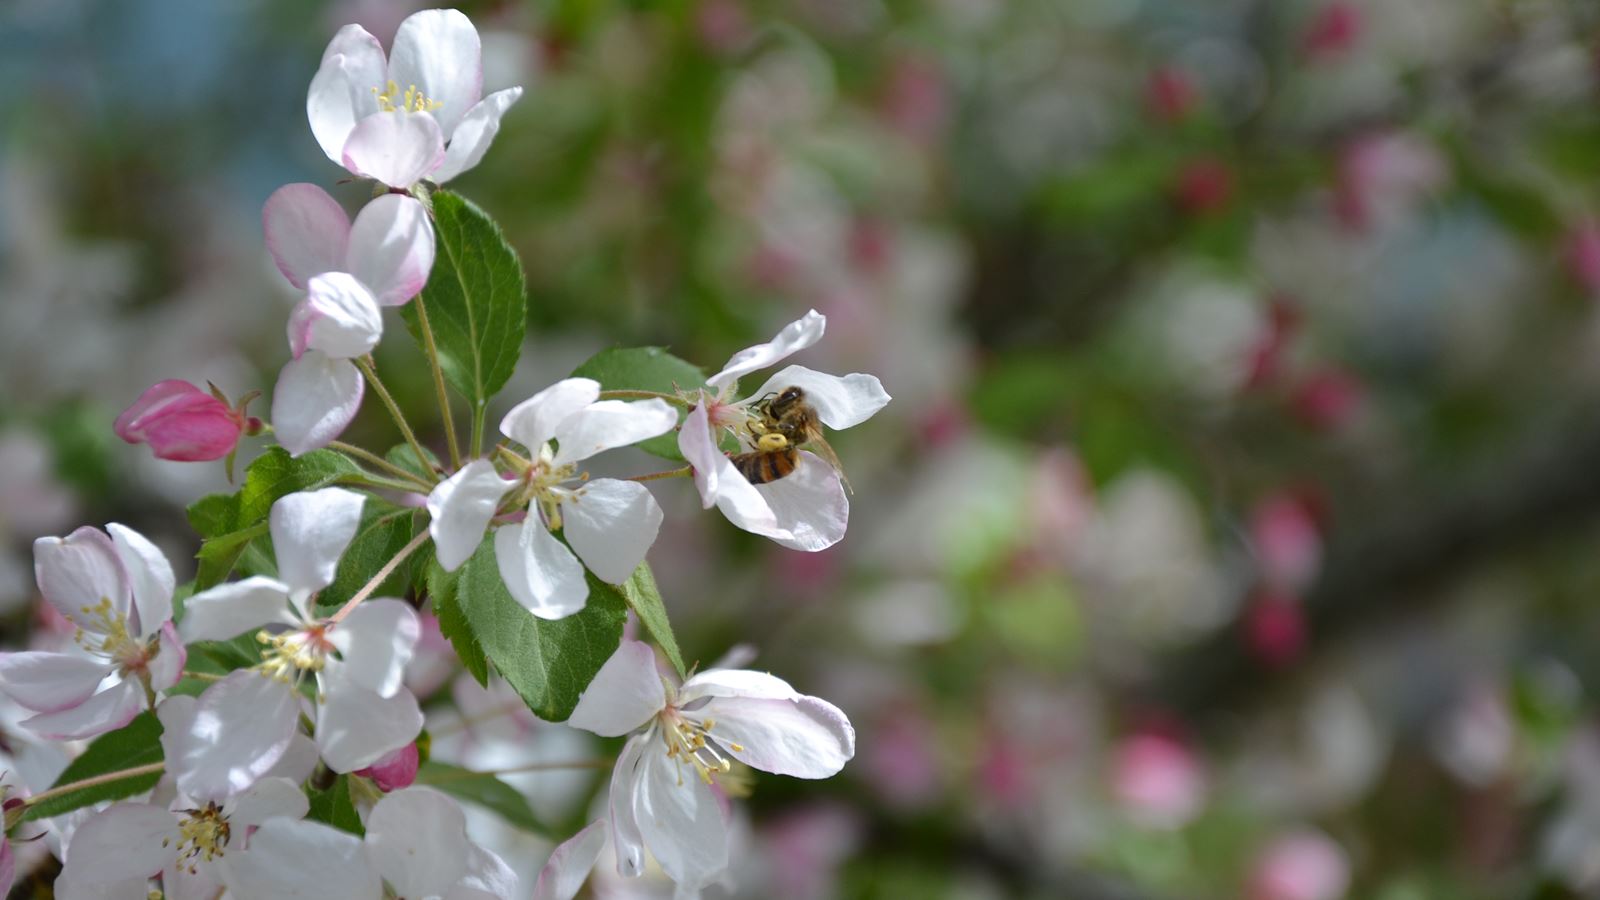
[289,273,384,359]
[340,110,445,188]
[271,352,364,457]
[106,523,175,638]
[20,677,143,741]
[114,380,243,462]
[0,652,111,713]
[346,193,436,306]
[307,25,388,164]
[432,87,522,184]
[33,527,129,633]
[261,183,351,289]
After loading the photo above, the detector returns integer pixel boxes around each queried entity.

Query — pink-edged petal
[345,193,435,306]
[565,639,666,737]
[532,819,607,900]
[706,310,827,391]
[451,844,519,900]
[549,399,678,467]
[0,652,111,713]
[147,622,187,692]
[106,523,174,639]
[34,527,129,633]
[178,576,294,643]
[289,273,383,360]
[270,487,366,605]
[609,734,649,878]
[746,365,890,430]
[427,459,513,572]
[60,802,176,884]
[633,736,730,890]
[752,452,848,551]
[386,9,483,136]
[494,521,588,620]
[692,695,854,779]
[316,677,424,773]
[20,677,142,741]
[678,398,723,510]
[365,787,470,896]
[219,818,381,900]
[499,378,600,452]
[261,183,351,288]
[169,672,298,801]
[432,86,523,183]
[0,837,12,900]
[327,599,420,698]
[307,25,387,164]
[226,776,309,830]
[271,352,364,457]
[340,110,445,188]
[561,479,662,584]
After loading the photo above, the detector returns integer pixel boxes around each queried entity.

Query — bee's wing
[801,429,853,495]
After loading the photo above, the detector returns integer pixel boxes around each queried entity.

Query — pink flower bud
[1146,66,1198,123]
[114,380,244,462]
[1245,591,1308,669]
[1111,732,1208,829]
[1248,829,1351,900]
[1250,492,1323,590]
[1290,368,1365,431]
[355,742,420,792]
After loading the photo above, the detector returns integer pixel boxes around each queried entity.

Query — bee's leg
[756,433,789,451]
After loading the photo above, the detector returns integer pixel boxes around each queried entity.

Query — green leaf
[455,536,627,721]
[621,563,685,678]
[386,442,442,483]
[22,712,164,821]
[429,560,490,687]
[570,347,704,460]
[400,191,526,412]
[306,775,365,836]
[315,502,420,613]
[416,762,544,834]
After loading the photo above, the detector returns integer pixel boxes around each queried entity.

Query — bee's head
[773,386,806,411]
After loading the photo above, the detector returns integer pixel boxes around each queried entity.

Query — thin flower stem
[181,670,225,682]
[355,357,435,481]
[328,528,432,624]
[330,440,433,489]
[598,389,690,407]
[470,402,486,461]
[339,473,434,495]
[21,762,165,809]
[627,465,693,482]
[423,759,614,781]
[411,296,462,470]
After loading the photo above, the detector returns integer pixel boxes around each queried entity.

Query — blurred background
[7,0,1600,897]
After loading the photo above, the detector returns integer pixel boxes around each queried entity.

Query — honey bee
[729,387,851,491]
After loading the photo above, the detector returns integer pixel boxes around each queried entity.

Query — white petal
[316,678,423,772]
[345,193,435,307]
[494,522,589,620]
[453,844,520,900]
[33,527,129,633]
[261,183,351,289]
[340,110,445,188]
[220,818,381,900]
[432,86,523,183]
[678,667,800,703]
[228,776,310,830]
[634,738,730,890]
[561,479,662,585]
[169,672,298,801]
[752,452,848,551]
[289,273,383,359]
[565,639,666,737]
[692,695,854,779]
[365,787,470,897]
[677,399,788,540]
[162,860,224,900]
[706,310,826,391]
[270,487,366,601]
[327,599,419,698]
[60,802,175,884]
[107,523,175,638]
[179,576,293,643]
[427,460,513,571]
[0,652,111,713]
[21,677,143,741]
[549,399,678,467]
[147,622,187,692]
[746,365,890,430]
[386,8,483,136]
[499,378,600,452]
[265,733,320,784]
[54,869,152,900]
[608,734,649,878]
[306,25,386,164]
[532,819,607,900]
[271,353,364,457]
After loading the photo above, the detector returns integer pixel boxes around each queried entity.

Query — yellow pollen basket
[372,80,443,114]
[255,629,327,683]
[662,716,742,786]
[163,803,231,874]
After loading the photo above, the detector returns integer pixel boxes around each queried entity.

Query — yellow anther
[372,80,443,113]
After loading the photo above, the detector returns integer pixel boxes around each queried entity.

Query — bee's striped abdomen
[731,448,800,484]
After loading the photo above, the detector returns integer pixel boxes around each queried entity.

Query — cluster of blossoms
[0,8,884,898]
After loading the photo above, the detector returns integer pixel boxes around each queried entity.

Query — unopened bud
[355,742,420,792]
[114,380,245,463]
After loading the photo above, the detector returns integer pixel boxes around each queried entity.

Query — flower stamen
[371,80,443,113]
[162,802,231,874]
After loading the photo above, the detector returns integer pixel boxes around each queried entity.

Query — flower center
[658,712,745,786]
[74,597,152,671]
[164,802,231,874]
[255,625,333,683]
[372,80,442,114]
